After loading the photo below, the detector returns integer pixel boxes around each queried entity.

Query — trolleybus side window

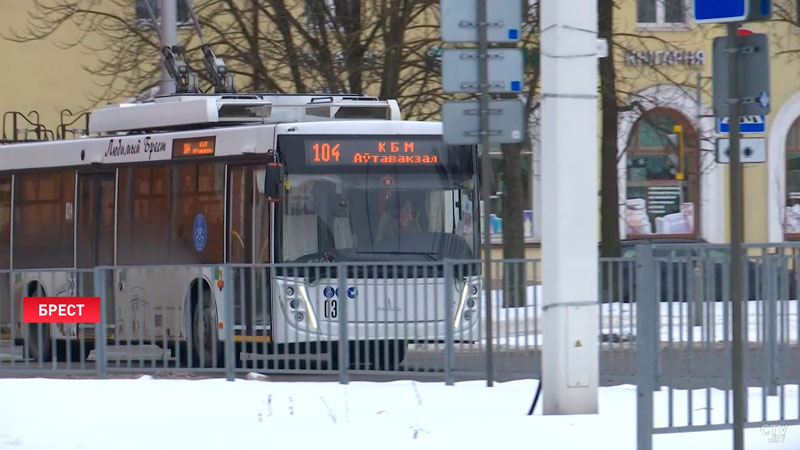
[174,162,224,264]
[118,163,225,265]
[0,178,10,269]
[118,165,169,265]
[13,171,75,269]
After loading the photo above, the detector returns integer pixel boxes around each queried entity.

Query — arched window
[625,109,699,238]
[784,116,800,238]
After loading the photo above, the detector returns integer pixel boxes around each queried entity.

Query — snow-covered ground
[0,376,798,450]
[476,286,800,348]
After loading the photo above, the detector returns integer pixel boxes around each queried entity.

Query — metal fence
[632,243,800,450]
[0,258,556,381]
[2,244,800,448]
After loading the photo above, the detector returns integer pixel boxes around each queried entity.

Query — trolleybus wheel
[23,282,53,362]
[192,289,221,368]
[24,323,52,362]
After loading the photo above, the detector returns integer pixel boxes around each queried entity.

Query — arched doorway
[624,108,700,238]
[784,116,800,238]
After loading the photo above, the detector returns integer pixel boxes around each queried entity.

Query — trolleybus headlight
[467,298,476,308]
[470,285,479,296]
[453,282,470,329]
[294,312,304,322]
[297,285,318,329]
[463,311,472,322]
[286,286,295,298]
[288,299,299,310]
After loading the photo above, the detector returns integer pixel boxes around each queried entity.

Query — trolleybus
[0,93,481,367]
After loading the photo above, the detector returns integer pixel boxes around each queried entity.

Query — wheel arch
[182,276,216,337]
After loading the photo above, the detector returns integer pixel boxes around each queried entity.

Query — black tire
[24,323,52,362]
[24,282,53,361]
[191,287,221,368]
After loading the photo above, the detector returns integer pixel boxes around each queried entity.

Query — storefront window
[626,109,698,238]
[784,117,800,238]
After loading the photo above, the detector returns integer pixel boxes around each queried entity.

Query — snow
[0,376,798,450]
[477,286,800,348]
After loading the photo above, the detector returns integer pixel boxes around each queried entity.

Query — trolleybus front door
[228,165,271,346]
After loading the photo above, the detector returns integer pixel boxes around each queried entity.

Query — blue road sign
[718,116,766,134]
[694,0,747,23]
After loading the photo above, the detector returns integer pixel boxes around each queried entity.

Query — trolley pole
[159,0,178,95]
[726,21,745,450]
[477,0,494,388]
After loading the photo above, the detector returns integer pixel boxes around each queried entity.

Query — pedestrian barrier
[2,244,800,450]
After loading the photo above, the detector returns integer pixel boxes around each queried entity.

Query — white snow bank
[0,376,798,450]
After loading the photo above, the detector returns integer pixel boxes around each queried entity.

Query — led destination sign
[172,136,216,158]
[304,137,445,166]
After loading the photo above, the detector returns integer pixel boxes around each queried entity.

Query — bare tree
[3,0,444,116]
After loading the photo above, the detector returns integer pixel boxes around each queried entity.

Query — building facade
[613,0,800,244]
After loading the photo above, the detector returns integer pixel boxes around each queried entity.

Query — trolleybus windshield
[278,135,477,263]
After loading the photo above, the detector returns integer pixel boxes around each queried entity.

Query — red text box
[23,297,101,323]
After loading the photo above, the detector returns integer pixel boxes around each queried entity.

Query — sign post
[726,23,746,450]
[696,2,771,449]
[441,0,524,388]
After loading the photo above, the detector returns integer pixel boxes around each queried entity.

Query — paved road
[2,341,798,389]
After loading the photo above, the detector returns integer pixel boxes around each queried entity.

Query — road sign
[440,0,522,43]
[694,0,747,23]
[694,0,771,23]
[712,33,770,117]
[442,49,524,93]
[716,137,766,163]
[442,99,525,145]
[717,115,766,134]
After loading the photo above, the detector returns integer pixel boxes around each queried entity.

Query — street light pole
[159,0,178,95]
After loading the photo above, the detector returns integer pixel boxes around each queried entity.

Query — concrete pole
[540,0,599,414]
[159,0,178,95]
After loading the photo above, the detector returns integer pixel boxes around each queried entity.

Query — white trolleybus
[0,93,481,368]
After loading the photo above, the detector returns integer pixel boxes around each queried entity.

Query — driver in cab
[377,198,421,242]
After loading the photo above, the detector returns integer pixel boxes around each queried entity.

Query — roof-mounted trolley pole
[182,0,236,93]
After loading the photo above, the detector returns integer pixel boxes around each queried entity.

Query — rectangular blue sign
[718,116,766,134]
[694,0,747,23]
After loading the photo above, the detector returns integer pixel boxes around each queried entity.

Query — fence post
[223,266,235,382]
[636,244,657,450]
[692,264,703,327]
[444,259,454,386]
[764,256,777,396]
[93,267,106,378]
[337,263,349,384]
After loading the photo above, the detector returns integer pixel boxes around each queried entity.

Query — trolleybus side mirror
[264,162,284,202]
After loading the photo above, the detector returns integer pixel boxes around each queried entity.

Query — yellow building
[0,2,105,138]
[612,0,800,245]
